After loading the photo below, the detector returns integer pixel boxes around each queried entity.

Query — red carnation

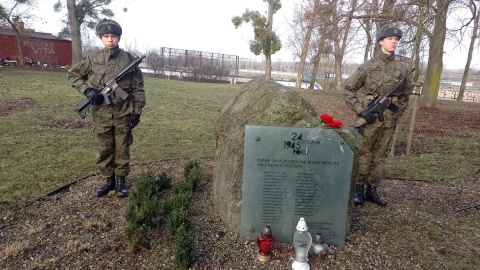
[332,120,344,128]
[319,114,333,124]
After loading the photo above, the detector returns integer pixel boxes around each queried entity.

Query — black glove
[358,109,376,124]
[129,114,141,128]
[84,88,104,105]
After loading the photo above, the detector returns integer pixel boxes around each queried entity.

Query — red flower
[326,121,336,128]
[318,114,343,128]
[319,114,333,124]
[331,120,344,128]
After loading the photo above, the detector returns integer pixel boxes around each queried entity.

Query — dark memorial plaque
[240,125,354,245]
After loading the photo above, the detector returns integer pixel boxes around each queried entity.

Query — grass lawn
[0,68,240,202]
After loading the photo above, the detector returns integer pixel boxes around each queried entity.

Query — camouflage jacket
[67,47,145,118]
[343,52,412,127]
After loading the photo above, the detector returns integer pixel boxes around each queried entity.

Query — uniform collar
[378,51,395,62]
[103,47,120,59]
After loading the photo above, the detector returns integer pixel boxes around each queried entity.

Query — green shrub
[125,172,161,251]
[173,181,192,195]
[156,172,173,190]
[185,166,202,192]
[162,192,190,217]
[183,160,200,179]
[134,172,160,196]
[183,160,202,192]
[173,226,196,269]
[125,223,149,252]
[166,207,190,237]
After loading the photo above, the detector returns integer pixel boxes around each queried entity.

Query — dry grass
[1,240,31,260]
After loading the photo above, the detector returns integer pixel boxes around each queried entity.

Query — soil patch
[0,98,36,116]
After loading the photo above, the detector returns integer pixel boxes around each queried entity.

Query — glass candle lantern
[292,217,312,270]
[256,225,275,263]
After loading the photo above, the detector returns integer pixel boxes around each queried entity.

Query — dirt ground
[0,92,479,269]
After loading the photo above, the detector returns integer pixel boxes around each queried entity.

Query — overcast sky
[32,0,475,70]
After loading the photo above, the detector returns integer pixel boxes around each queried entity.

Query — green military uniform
[67,19,145,198]
[344,52,412,184]
[68,47,145,178]
[344,42,412,206]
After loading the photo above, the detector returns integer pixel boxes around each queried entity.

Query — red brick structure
[0,25,72,66]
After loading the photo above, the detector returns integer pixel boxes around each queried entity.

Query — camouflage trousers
[93,114,133,177]
[355,124,395,186]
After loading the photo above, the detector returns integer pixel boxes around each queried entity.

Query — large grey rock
[212,78,318,233]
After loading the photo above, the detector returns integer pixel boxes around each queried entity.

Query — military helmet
[376,25,402,42]
[96,19,122,36]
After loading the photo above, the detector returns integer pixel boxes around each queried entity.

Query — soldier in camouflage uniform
[67,19,146,198]
[343,26,412,206]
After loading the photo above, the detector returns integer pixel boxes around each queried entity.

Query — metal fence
[144,47,239,83]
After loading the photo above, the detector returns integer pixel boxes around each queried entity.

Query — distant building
[0,21,72,66]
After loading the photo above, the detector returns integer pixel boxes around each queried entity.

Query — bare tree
[0,0,35,66]
[331,0,358,91]
[408,4,429,83]
[457,0,479,102]
[308,1,336,90]
[419,0,453,108]
[232,0,282,80]
[309,24,334,90]
[295,0,319,89]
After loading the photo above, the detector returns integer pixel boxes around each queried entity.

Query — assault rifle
[353,68,415,128]
[74,55,145,119]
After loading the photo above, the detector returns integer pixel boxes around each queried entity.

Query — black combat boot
[94,174,115,197]
[353,184,365,206]
[115,176,129,197]
[365,184,388,206]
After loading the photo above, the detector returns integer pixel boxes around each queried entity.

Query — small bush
[173,226,196,269]
[185,166,202,192]
[134,172,160,197]
[183,160,200,179]
[125,224,149,252]
[184,160,202,192]
[166,207,190,237]
[156,172,173,190]
[162,192,190,217]
[125,172,161,251]
[173,181,192,195]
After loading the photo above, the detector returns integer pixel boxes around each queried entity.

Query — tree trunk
[12,25,25,66]
[421,1,450,108]
[333,0,356,91]
[362,18,372,62]
[296,0,319,89]
[309,36,326,89]
[410,5,426,83]
[458,0,479,102]
[67,0,83,64]
[264,0,275,81]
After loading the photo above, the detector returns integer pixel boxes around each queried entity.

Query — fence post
[406,81,423,156]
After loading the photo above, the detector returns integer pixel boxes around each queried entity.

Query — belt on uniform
[366,94,398,102]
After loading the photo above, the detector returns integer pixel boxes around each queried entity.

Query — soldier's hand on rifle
[129,114,141,128]
[84,88,104,105]
[358,109,376,124]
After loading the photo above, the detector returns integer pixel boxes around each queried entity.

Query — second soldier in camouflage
[343,25,413,206]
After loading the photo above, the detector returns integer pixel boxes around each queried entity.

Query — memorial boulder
[212,78,317,233]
